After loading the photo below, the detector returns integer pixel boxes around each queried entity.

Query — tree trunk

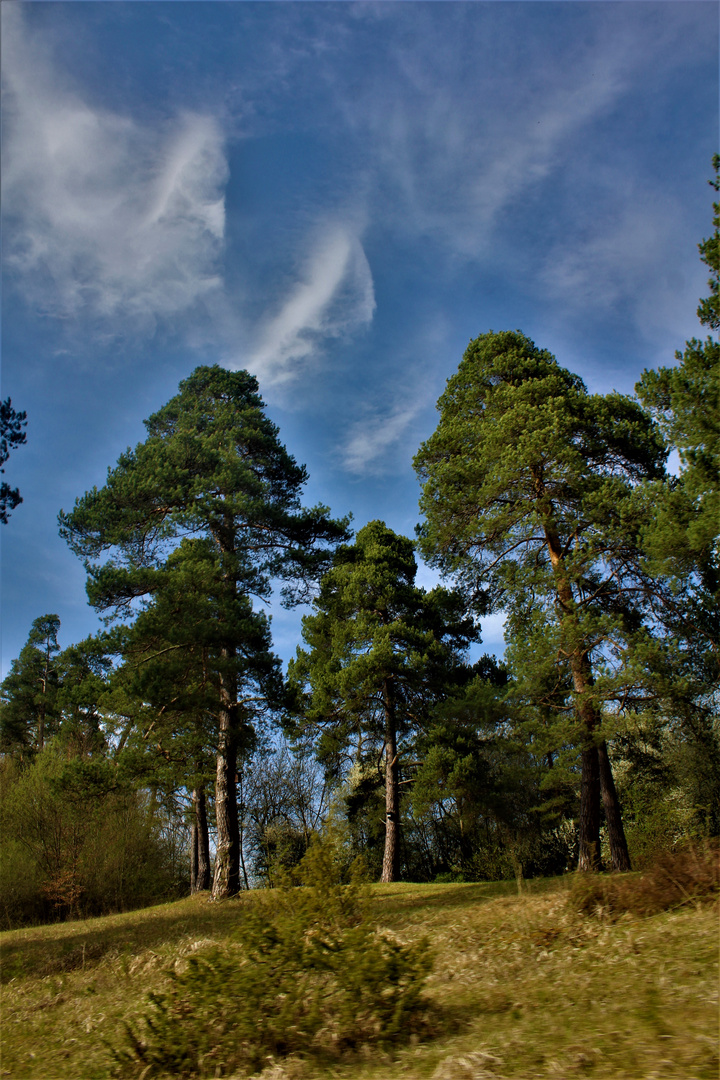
[193,785,212,890]
[544,525,603,873]
[190,802,198,892]
[212,656,240,898]
[598,740,632,871]
[578,741,601,870]
[380,680,400,884]
[212,521,242,900]
[237,767,250,891]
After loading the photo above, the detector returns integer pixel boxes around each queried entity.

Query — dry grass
[1,875,717,1080]
[569,842,720,919]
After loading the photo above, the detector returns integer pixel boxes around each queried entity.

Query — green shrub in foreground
[112,841,433,1078]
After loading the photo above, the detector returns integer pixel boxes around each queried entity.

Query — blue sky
[1,1,718,678]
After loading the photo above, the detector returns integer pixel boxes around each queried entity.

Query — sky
[1,0,718,679]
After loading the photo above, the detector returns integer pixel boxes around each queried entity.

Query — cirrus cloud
[244,224,375,385]
[1,5,228,334]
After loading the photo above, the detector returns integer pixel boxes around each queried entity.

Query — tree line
[1,158,718,924]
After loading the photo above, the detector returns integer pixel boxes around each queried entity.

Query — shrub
[0,749,185,927]
[112,838,433,1078]
[570,840,720,918]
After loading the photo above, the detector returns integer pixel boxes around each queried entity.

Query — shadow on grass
[373,876,566,918]
[0,892,254,984]
[0,877,570,985]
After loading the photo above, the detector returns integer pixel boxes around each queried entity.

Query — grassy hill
[1,874,717,1080]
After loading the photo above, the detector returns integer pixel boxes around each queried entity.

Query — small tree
[289,520,477,882]
[1,614,61,754]
[414,331,667,870]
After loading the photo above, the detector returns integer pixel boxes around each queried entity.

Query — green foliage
[0,396,27,524]
[1,614,61,754]
[697,152,720,332]
[608,706,720,866]
[58,365,347,614]
[408,674,577,882]
[112,838,433,1078]
[413,329,665,666]
[290,521,476,735]
[0,749,185,928]
[635,159,719,679]
[631,157,720,843]
[117,537,281,813]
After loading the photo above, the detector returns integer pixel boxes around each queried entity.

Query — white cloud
[244,225,375,385]
[1,6,376,383]
[342,398,424,477]
[1,5,228,332]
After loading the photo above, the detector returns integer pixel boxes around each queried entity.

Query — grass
[0,875,717,1080]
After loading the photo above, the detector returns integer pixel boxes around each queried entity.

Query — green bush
[113,839,433,1078]
[0,749,186,927]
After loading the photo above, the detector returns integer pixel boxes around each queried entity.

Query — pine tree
[288,520,476,882]
[414,332,666,870]
[59,366,348,897]
[1,615,61,754]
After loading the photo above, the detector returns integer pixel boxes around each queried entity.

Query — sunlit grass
[1,878,717,1079]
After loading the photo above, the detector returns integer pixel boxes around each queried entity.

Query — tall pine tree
[414,332,666,870]
[59,366,347,897]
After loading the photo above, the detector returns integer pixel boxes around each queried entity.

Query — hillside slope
[1,878,717,1080]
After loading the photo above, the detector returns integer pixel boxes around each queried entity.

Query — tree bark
[190,802,198,892]
[237,767,250,891]
[192,785,212,890]
[598,740,632,871]
[212,519,242,900]
[212,654,240,898]
[380,679,400,883]
[544,522,603,871]
[578,742,601,871]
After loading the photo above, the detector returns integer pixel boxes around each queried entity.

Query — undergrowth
[111,841,433,1078]
[569,840,720,918]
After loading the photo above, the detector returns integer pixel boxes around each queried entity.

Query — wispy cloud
[342,395,427,477]
[244,224,375,386]
[540,196,707,351]
[2,6,227,336]
[333,2,713,337]
[334,8,635,251]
